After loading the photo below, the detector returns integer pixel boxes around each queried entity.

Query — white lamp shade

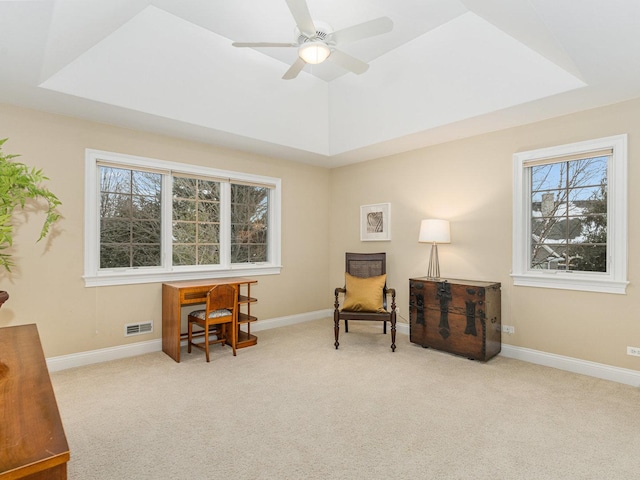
[419,219,451,243]
[298,41,331,64]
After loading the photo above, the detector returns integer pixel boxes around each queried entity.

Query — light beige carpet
[51,318,640,479]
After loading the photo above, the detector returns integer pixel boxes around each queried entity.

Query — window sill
[84,265,282,287]
[511,273,628,294]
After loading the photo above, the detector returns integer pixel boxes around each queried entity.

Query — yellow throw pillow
[342,272,386,313]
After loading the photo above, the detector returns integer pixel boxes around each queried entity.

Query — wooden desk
[162,278,258,362]
[0,324,70,479]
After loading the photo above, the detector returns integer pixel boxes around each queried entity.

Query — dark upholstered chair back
[345,252,386,278]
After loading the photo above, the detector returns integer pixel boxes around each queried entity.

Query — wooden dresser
[409,277,501,361]
[0,324,70,479]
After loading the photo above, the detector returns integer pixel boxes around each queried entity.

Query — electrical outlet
[502,325,515,334]
[627,346,640,357]
[396,307,400,316]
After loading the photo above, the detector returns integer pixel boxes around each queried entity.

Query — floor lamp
[418,219,451,279]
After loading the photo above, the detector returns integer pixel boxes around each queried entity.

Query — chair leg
[391,318,396,352]
[188,320,192,353]
[231,320,237,357]
[334,318,340,349]
[383,320,387,334]
[345,319,349,333]
[204,321,210,362]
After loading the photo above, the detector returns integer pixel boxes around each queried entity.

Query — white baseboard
[398,322,639,387]
[396,322,409,336]
[246,309,333,332]
[499,344,640,387]
[47,312,640,388]
[46,309,331,372]
[47,338,162,372]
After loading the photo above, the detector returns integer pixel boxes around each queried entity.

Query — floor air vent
[125,321,153,337]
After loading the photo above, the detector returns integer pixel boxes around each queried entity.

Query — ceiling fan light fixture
[298,41,331,64]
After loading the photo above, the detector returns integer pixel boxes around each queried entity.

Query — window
[231,184,269,263]
[84,150,281,286]
[512,135,627,294]
[172,176,221,266]
[100,166,162,268]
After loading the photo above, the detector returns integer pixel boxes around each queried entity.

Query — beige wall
[2,97,639,373]
[0,104,330,357]
[330,97,640,371]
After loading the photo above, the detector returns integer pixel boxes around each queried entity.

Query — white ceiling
[1,0,639,168]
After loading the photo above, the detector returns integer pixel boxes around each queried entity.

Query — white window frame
[84,149,281,287]
[512,134,628,294]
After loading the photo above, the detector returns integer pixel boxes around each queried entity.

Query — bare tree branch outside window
[99,168,271,270]
[231,184,269,263]
[172,177,220,266]
[530,156,608,272]
[100,166,162,268]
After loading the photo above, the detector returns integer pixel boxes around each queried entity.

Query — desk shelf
[237,330,257,347]
[236,284,258,348]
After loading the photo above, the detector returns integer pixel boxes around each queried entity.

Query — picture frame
[360,203,391,241]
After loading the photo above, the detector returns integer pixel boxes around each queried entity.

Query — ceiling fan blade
[282,57,306,80]
[328,49,369,75]
[330,16,393,45]
[285,0,316,38]
[232,42,296,48]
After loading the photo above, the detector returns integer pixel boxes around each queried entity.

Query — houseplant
[0,138,61,307]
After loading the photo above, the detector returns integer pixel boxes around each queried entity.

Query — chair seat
[339,310,390,321]
[189,308,232,320]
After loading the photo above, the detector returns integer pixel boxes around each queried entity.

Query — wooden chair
[188,284,238,362]
[334,252,397,351]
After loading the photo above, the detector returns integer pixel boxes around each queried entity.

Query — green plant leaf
[0,138,62,272]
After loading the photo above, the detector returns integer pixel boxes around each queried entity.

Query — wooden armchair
[334,252,397,351]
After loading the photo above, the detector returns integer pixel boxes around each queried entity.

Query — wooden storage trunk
[409,277,501,361]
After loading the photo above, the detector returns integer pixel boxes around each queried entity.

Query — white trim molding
[512,134,628,294]
[247,309,333,332]
[46,313,639,388]
[83,148,282,287]
[46,309,331,372]
[500,344,640,387]
[47,338,162,372]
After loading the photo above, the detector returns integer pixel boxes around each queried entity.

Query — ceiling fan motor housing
[295,20,334,46]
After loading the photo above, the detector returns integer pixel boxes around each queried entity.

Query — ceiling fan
[232,0,393,80]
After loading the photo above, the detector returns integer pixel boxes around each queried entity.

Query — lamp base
[427,243,440,279]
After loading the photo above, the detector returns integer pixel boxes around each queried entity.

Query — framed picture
[360,203,391,241]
